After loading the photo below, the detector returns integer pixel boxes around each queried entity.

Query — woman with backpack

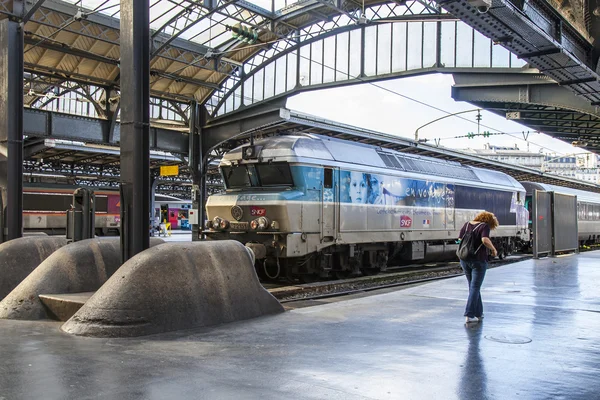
[457,211,499,324]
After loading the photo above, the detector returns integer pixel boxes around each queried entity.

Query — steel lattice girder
[437,0,600,106]
[22,108,189,153]
[2,0,445,107]
[206,16,524,117]
[451,72,600,152]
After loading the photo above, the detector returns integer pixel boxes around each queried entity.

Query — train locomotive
[204,134,530,281]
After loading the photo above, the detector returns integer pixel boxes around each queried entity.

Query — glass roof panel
[63,0,120,17]
[57,0,277,50]
[151,3,185,28]
[62,0,249,46]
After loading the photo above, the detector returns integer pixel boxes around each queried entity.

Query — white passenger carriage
[522,182,600,246]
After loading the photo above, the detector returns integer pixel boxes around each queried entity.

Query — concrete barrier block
[62,240,284,337]
[0,238,164,320]
[0,236,68,300]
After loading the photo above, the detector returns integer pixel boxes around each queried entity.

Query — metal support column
[0,19,24,243]
[189,102,206,241]
[120,0,150,262]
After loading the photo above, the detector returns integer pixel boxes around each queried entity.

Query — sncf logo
[250,207,266,217]
[400,215,412,228]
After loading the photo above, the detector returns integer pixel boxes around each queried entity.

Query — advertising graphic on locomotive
[204,134,530,281]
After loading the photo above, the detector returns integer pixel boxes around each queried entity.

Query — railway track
[266,254,532,306]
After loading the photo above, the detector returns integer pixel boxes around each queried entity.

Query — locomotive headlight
[205,220,213,230]
[250,219,259,230]
[212,217,222,230]
[257,217,270,231]
[270,220,279,230]
[220,219,230,230]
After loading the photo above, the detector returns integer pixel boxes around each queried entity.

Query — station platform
[1,252,599,399]
[154,229,193,242]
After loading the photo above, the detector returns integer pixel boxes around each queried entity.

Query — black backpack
[456,223,485,261]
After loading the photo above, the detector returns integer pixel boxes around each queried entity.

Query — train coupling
[245,243,267,260]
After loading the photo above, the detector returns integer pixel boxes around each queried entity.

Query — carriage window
[222,166,250,188]
[256,163,293,186]
[324,168,333,189]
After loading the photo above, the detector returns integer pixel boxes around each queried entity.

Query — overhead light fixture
[467,0,492,13]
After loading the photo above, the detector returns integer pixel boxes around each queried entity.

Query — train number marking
[400,215,412,228]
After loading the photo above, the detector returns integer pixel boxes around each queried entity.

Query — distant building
[543,155,577,178]
[461,143,600,183]
[462,144,544,169]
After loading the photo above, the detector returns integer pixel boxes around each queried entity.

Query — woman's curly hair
[473,211,499,230]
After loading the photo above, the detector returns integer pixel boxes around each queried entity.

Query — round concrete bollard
[0,236,68,300]
[62,240,284,337]
[0,237,164,320]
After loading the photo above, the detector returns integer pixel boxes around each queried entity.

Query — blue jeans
[460,260,487,318]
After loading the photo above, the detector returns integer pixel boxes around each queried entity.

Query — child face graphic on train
[349,171,368,204]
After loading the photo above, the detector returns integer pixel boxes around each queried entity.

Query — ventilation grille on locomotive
[377,152,480,181]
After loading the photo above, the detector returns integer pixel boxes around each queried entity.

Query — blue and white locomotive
[205,134,529,280]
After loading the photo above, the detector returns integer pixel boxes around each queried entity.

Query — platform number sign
[160,165,179,176]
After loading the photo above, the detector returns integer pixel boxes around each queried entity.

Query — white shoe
[465,317,480,324]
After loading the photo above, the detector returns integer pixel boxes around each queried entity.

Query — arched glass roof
[1,0,443,112]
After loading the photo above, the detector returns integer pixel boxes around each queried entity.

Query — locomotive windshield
[222,165,251,188]
[256,163,293,186]
[222,162,293,188]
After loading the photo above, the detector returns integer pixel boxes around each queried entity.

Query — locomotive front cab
[205,160,301,235]
[204,147,325,275]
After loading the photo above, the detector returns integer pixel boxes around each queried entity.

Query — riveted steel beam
[437,0,600,106]
[452,73,600,117]
[20,110,188,151]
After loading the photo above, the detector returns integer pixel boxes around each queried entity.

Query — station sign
[160,165,179,176]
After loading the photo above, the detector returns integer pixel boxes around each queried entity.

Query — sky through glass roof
[61,0,285,49]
